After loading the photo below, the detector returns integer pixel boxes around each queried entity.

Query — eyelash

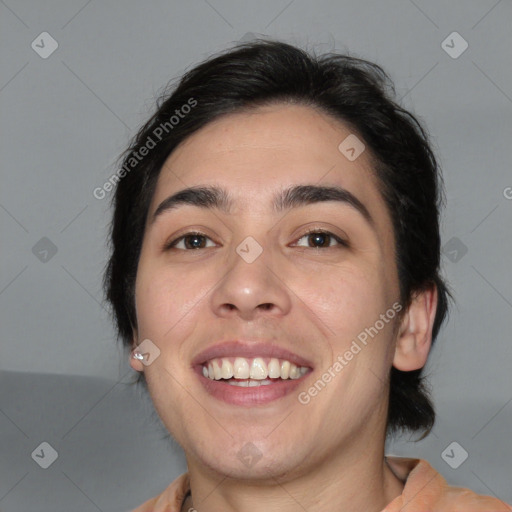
[297,228,349,249]
[164,228,349,251]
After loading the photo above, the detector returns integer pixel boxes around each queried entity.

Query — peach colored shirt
[130,456,512,512]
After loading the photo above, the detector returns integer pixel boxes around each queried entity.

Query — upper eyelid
[292,229,348,247]
[165,231,215,249]
[165,228,348,249]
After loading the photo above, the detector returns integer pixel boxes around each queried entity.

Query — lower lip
[195,368,308,406]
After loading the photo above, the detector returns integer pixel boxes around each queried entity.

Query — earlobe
[393,285,438,372]
[129,330,144,372]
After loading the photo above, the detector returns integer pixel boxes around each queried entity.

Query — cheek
[299,263,388,337]
[134,259,208,339]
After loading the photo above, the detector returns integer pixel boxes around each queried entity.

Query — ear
[393,284,438,371]
[129,329,144,372]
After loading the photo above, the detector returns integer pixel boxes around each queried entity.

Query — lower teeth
[227,379,273,387]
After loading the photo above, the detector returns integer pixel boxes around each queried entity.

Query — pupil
[186,235,205,249]
[310,233,329,247]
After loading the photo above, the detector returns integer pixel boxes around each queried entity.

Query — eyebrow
[151,184,374,227]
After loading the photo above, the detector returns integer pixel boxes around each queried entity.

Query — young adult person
[103,40,511,512]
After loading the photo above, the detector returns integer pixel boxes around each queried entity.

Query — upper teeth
[202,357,309,381]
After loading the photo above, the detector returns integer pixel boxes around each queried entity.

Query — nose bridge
[209,231,292,319]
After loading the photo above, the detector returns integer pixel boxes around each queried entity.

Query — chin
[188,439,310,482]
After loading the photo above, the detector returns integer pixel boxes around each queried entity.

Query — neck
[183,437,404,512]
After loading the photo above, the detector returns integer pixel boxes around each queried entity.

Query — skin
[130,104,438,512]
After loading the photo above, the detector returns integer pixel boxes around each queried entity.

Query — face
[132,104,402,481]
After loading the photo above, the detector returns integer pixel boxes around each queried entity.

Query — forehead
[150,104,386,221]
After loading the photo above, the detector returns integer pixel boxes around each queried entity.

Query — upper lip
[192,340,314,368]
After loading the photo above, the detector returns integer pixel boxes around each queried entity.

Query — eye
[165,231,216,250]
[293,229,348,249]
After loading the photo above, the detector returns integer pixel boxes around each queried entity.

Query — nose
[210,241,292,322]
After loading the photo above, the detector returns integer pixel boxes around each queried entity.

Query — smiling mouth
[201,356,311,385]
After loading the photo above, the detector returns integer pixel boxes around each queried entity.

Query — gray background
[1,0,511,511]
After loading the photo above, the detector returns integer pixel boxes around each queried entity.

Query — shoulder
[438,484,512,512]
[384,456,511,512]
[130,473,190,512]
